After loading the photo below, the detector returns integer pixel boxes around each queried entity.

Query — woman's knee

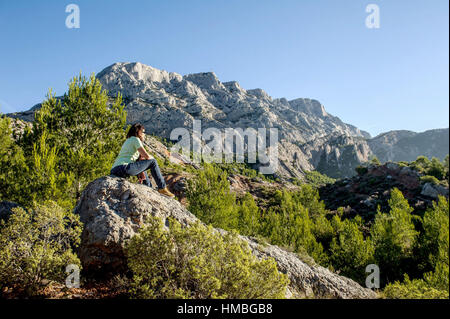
[147,158,158,168]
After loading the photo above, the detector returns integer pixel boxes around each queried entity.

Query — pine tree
[186,164,238,230]
[236,193,260,237]
[20,74,127,200]
[330,216,375,284]
[0,116,28,204]
[421,196,449,292]
[371,188,418,283]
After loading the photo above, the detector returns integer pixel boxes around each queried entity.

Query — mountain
[368,129,449,163]
[7,62,449,179]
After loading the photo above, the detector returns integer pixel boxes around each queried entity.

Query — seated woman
[110,123,175,198]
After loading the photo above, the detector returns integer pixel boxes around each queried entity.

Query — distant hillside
[368,129,449,163]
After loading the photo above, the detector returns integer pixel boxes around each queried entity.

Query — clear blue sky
[0,0,448,137]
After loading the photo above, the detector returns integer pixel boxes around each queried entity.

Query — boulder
[75,176,376,299]
[0,201,20,223]
[421,182,449,199]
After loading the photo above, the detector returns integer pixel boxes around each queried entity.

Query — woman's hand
[137,171,146,183]
[138,147,151,160]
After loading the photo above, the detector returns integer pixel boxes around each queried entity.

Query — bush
[420,196,449,292]
[236,193,261,237]
[0,116,29,204]
[420,175,440,185]
[355,165,368,176]
[261,190,327,264]
[186,164,238,230]
[0,201,82,295]
[370,156,381,166]
[125,217,289,299]
[329,216,375,284]
[304,171,335,188]
[410,156,431,174]
[427,157,445,180]
[383,275,448,299]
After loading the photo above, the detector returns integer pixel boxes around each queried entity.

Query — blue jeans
[110,159,166,189]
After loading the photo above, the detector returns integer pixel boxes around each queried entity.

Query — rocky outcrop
[421,182,449,199]
[319,162,449,222]
[74,176,376,299]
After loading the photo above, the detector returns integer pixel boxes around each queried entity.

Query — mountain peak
[288,98,328,117]
[183,72,221,90]
[97,62,182,85]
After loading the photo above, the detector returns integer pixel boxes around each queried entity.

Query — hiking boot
[158,187,175,198]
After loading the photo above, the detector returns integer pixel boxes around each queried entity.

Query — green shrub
[329,216,375,284]
[261,190,327,264]
[0,116,29,204]
[370,156,381,166]
[0,201,82,295]
[427,157,445,180]
[236,193,261,237]
[125,217,289,299]
[382,275,448,299]
[421,196,449,292]
[420,175,440,185]
[409,156,431,174]
[186,164,238,230]
[355,165,368,176]
[304,171,336,188]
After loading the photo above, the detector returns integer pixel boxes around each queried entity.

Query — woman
[110,123,175,198]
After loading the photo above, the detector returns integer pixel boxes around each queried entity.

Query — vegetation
[186,163,449,297]
[20,74,127,200]
[382,275,448,299]
[1,74,127,210]
[0,73,126,296]
[304,170,336,188]
[0,72,448,299]
[186,164,238,231]
[409,156,448,186]
[125,216,289,299]
[0,201,82,295]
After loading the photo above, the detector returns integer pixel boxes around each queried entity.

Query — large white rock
[75,176,376,299]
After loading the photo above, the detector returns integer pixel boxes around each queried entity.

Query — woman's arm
[137,147,152,160]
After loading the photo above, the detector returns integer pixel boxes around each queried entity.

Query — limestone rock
[74,176,376,299]
[421,182,449,199]
[0,201,20,222]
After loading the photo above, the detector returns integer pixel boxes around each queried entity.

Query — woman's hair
[127,123,145,138]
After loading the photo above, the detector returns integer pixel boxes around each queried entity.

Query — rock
[421,183,449,199]
[75,176,376,299]
[246,239,376,299]
[385,162,399,171]
[74,176,198,276]
[0,201,20,223]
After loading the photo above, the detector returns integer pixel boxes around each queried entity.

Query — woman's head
[127,123,145,140]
